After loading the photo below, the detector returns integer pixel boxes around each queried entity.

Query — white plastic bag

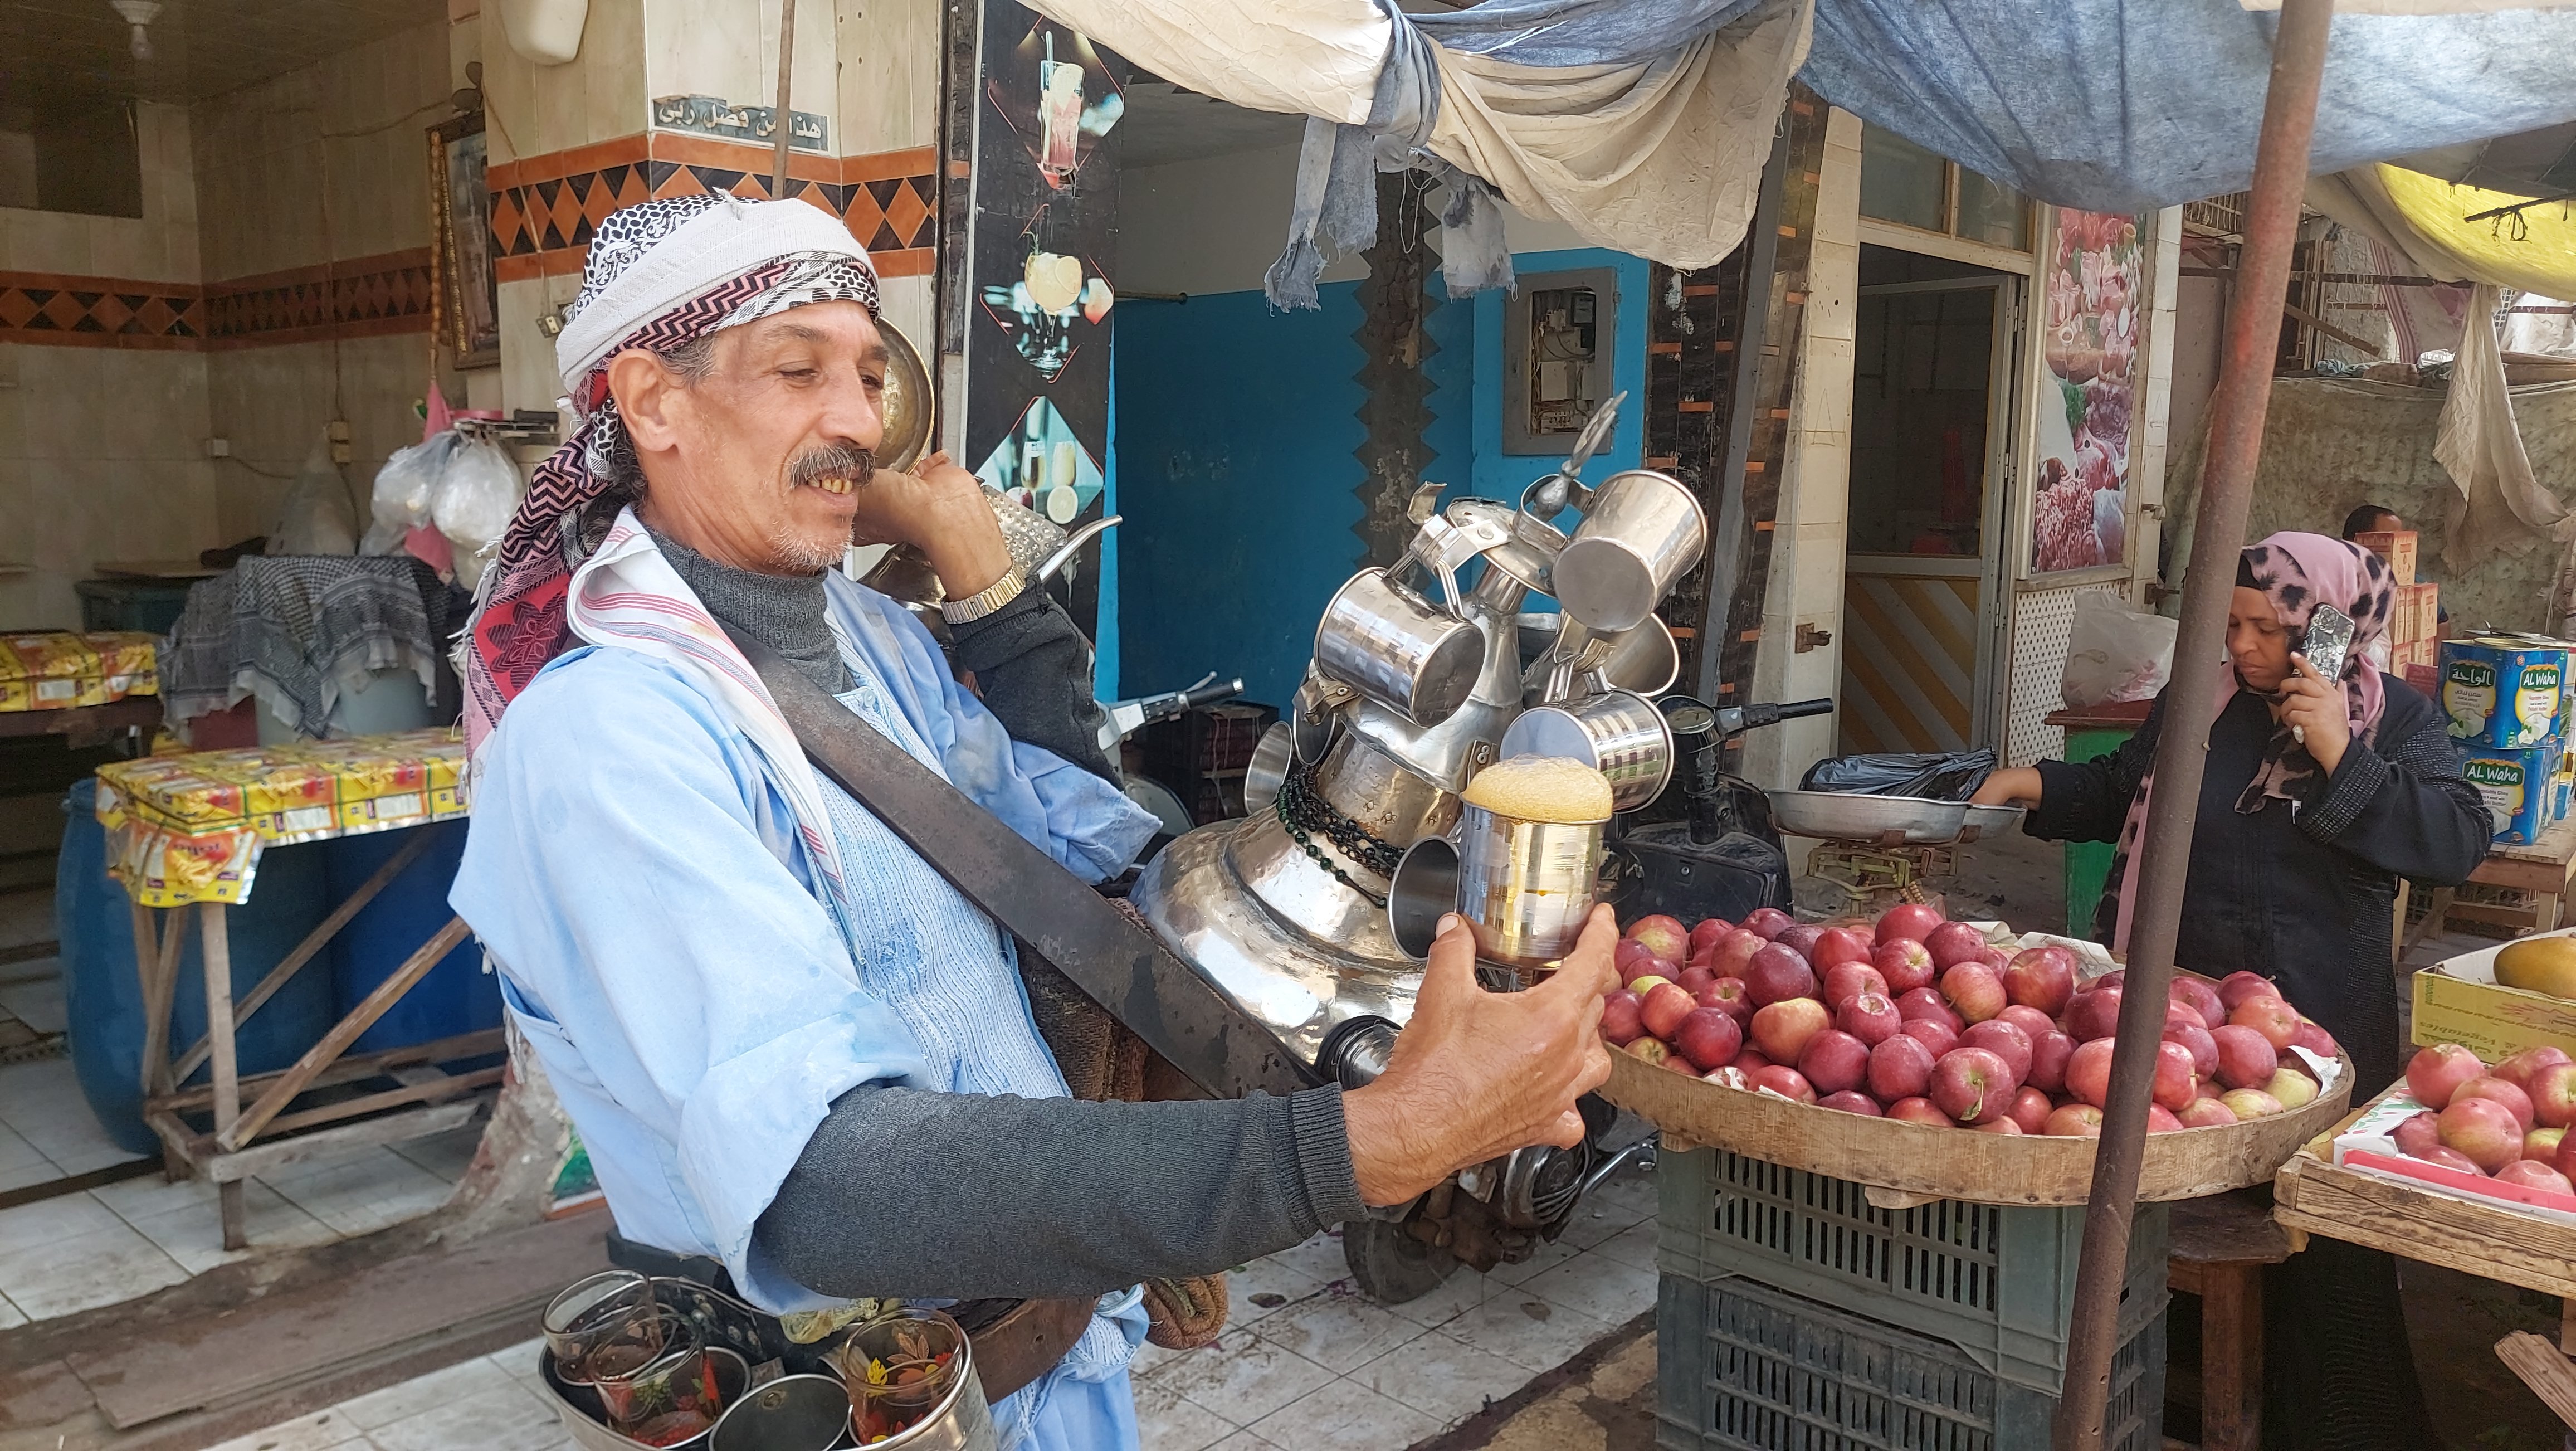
[269,431,359,556]
[361,432,462,555]
[2061,591,2177,708]
[431,435,524,591]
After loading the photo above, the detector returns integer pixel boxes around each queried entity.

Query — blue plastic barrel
[323,820,499,1054]
[57,780,336,1157]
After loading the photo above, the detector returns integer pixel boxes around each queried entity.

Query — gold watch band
[940,563,1029,625]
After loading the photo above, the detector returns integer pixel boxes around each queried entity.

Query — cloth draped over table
[160,556,451,739]
[1026,0,2576,308]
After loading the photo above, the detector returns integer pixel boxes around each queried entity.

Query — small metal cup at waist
[1313,567,1484,728]
[1454,804,1608,973]
[1499,690,1674,812]
[1552,470,1709,632]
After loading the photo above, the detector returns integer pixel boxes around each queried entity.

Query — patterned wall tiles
[0,273,208,349]
[0,250,433,351]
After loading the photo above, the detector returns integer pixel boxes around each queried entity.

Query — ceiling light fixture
[110,0,162,62]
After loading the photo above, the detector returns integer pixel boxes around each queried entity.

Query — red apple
[1734,1049,1772,1073]
[1976,946,2013,974]
[1696,977,1754,1021]
[1838,991,1904,1047]
[1827,917,1878,943]
[2163,1000,2208,1035]
[1775,924,1827,961]
[1676,965,1719,997]
[1871,938,1938,995]
[1940,963,2007,1025]
[1627,1037,1671,1065]
[2413,1144,2487,1175]
[2063,987,2124,1043]
[2065,1038,2115,1108]
[2393,1109,2444,1158]
[1822,962,1890,1007]
[1675,1008,1745,1072]
[1641,982,1697,1041]
[2007,1086,2053,1134]
[1702,1065,1754,1091]
[1931,1047,2014,1124]
[1997,1005,2058,1041]
[1748,1064,1817,1104]
[1751,997,1833,1065]
[2496,1046,2575,1093]
[2002,946,2078,1016]
[1901,1017,1962,1058]
[1868,1033,1937,1103]
[2217,970,2280,1010]
[2043,1103,2105,1136]
[2556,1132,2576,1183]
[1812,927,1876,972]
[2439,1095,2526,1172]
[2264,1067,2319,1111]
[1625,913,1690,963]
[1924,921,1990,971]
[1887,1096,1954,1126]
[1626,974,1671,1001]
[2178,1098,2240,1129]
[1600,991,1645,1046]
[2531,1064,2576,1130]
[2453,1077,2536,1132]
[1799,1029,1873,1095]
[2211,1025,2279,1091]
[1746,944,1821,1007]
[2152,1039,2200,1111]
[2146,1104,2185,1133]
[2407,1044,2487,1110]
[1877,903,1945,943]
[2495,1160,2576,1196]
[1613,938,1670,986]
[2027,1031,2076,1095]
[1663,1050,1700,1075]
[2288,1020,2341,1062]
[1973,1117,2026,1135]
[1689,918,1733,957]
[2229,995,2300,1050]
[2164,1022,2219,1079]
[2170,977,2227,1031]
[1962,1020,2033,1084]
[1742,907,1796,941]
[2094,970,2128,990]
[1896,986,1963,1030]
[1709,928,1767,979]
[1819,1090,1883,1116]
[2526,1127,2567,1162]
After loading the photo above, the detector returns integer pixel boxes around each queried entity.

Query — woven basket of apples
[1598,903,2357,1206]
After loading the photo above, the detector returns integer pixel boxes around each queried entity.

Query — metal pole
[770,0,799,197]
[2051,0,2335,1444]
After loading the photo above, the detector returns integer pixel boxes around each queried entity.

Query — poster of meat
[964,0,1126,631]
[2029,208,2140,574]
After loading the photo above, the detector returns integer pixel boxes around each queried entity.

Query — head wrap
[2101,531,2396,955]
[461,194,880,757]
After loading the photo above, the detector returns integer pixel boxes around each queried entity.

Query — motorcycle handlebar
[1180,677,1246,710]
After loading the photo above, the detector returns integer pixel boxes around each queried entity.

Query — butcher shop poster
[963,0,1125,635]
[2029,208,2141,575]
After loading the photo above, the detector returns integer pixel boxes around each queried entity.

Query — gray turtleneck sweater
[647,528,1364,1302]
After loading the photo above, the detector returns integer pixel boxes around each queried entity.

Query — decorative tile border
[489,133,938,285]
[0,249,432,350]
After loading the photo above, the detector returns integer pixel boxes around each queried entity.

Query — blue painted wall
[1468,249,1653,507]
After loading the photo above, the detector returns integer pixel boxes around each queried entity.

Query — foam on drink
[1461,754,1615,824]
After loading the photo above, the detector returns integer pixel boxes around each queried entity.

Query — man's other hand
[1341,905,1618,1206]
[853,450,1014,598]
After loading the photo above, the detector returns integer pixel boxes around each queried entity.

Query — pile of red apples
[1602,903,2340,1135]
[2391,1043,2576,1195]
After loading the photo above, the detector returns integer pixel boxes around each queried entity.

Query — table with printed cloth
[97,729,496,1249]
[0,630,162,741]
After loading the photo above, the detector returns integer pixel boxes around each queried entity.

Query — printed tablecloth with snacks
[95,728,466,907]
[0,632,158,713]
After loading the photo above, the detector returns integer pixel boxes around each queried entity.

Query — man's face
[614,300,889,574]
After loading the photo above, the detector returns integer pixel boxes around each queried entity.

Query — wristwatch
[941,564,1028,625]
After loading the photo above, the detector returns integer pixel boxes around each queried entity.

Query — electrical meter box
[1502,267,1618,455]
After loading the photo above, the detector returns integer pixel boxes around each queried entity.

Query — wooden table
[2408,815,2576,948]
[2167,1191,2294,1451]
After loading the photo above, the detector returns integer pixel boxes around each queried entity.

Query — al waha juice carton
[2441,636,2572,748]
[2457,742,2560,844]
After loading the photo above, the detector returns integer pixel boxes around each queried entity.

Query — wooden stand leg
[2200,1263,2263,1451]
[133,902,191,1179]
[200,902,246,1252]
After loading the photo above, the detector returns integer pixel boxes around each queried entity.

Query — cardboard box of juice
[2442,635,2573,747]
[2455,741,2562,844]
[2404,663,2440,696]
[2355,529,2418,587]
[2412,926,2576,1064]
[2391,583,2440,645]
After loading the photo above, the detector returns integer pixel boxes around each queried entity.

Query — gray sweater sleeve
[948,588,1123,785]
[753,1084,1367,1301]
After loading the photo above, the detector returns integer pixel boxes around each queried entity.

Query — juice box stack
[2442,630,2576,845]
[2357,529,2442,693]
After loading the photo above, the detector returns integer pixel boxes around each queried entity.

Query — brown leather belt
[957,1296,1095,1403]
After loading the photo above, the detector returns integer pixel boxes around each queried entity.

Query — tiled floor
[0,1050,479,1325]
[207,1160,1663,1451]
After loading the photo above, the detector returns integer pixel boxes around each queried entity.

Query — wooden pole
[2052,0,2337,1444]
[770,0,798,198]
[200,902,247,1249]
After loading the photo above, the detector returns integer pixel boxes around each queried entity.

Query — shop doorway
[1837,250,2024,754]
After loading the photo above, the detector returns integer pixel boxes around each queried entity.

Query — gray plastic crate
[1656,1273,2167,1451]
[1657,1147,2169,1393]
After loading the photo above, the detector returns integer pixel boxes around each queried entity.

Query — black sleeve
[752,1084,1367,1301]
[947,588,1122,785]
[2296,698,2493,885]
[2024,697,2168,844]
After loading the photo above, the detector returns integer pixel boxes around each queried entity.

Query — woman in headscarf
[1974,530,2490,1451]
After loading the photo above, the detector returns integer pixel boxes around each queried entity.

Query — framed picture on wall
[430,111,500,368]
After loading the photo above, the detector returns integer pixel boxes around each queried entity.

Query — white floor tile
[1521,1251,1658,1328]
[1241,1284,1429,1374]
[1353,1327,1537,1426]
[91,1166,222,1219]
[1434,1293,1613,1375]
[1380,1265,1509,1330]
[0,975,66,1034]
[1245,1376,1442,1451]
[1223,1252,1326,1330]
[0,1218,189,1319]
[0,1059,143,1175]
[1134,1374,1240,1451]
[1589,1219,1658,1272]
[0,1292,23,1329]
[120,1179,340,1273]
[262,1146,456,1237]
[484,1336,550,1385]
[0,1118,51,1175]
[1251,1230,1352,1289]
[202,1406,368,1451]
[1479,1232,1581,1286]
[366,1377,560,1451]
[0,1157,62,1194]
[0,1188,122,1250]
[1154,1329,1336,1426]
[386,1126,485,1183]
[339,1356,530,1432]
[1204,1434,1285,1451]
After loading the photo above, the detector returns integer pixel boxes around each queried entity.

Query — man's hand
[853,451,1014,599]
[1340,905,1619,1206]
[2280,653,2351,775]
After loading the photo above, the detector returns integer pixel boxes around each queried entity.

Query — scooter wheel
[1341,1219,1459,1306]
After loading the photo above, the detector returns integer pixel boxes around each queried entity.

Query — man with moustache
[450,196,1616,1451]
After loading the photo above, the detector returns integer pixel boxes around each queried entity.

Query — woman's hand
[1972,767,2044,807]
[2279,653,2351,775]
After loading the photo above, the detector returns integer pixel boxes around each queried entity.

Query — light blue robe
[453,568,1159,1451]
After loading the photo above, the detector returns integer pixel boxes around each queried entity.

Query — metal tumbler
[1551,470,1709,632]
[1453,804,1608,972]
[1500,690,1674,812]
[1312,567,1485,728]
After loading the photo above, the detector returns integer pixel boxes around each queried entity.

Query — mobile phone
[2301,602,2355,686]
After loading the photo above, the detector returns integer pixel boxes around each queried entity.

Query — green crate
[1657,1147,2169,1394]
